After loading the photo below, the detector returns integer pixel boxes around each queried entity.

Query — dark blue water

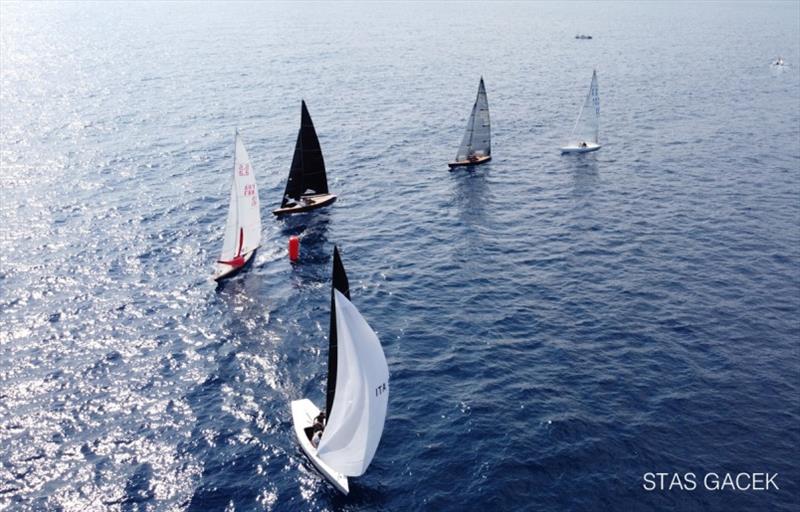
[1,2,799,511]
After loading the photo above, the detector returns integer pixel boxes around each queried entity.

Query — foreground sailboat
[561,70,601,154]
[448,77,491,169]
[273,101,337,215]
[213,131,261,281]
[291,247,390,494]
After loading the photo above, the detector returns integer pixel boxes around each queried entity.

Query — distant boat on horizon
[575,34,593,39]
[213,131,261,281]
[448,77,492,169]
[273,101,337,216]
[561,70,602,154]
[291,246,390,495]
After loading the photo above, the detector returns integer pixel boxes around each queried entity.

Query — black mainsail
[281,100,329,208]
[325,245,350,416]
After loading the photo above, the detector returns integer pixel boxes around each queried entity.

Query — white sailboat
[213,130,261,281]
[449,77,491,168]
[561,70,601,154]
[291,247,390,494]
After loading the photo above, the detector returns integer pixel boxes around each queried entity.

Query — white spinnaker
[568,70,600,145]
[317,290,389,477]
[234,134,261,255]
[455,78,491,161]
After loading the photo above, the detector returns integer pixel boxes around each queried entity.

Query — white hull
[561,142,601,154]
[291,399,349,495]
[213,249,256,281]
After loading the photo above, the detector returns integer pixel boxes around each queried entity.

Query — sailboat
[561,70,601,154]
[448,77,491,169]
[291,246,390,495]
[273,101,337,215]
[213,130,261,281]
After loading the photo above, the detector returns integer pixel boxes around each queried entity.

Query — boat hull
[272,194,337,216]
[291,398,349,495]
[448,155,492,169]
[213,249,256,281]
[560,143,601,154]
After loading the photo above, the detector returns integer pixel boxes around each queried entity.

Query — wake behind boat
[449,77,491,169]
[561,70,602,154]
[273,101,337,216]
[213,131,261,281]
[291,247,390,495]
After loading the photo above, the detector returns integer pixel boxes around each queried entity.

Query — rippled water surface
[2,2,799,511]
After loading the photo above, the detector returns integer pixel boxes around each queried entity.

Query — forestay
[567,70,600,145]
[455,77,491,162]
[317,290,390,477]
[219,133,261,262]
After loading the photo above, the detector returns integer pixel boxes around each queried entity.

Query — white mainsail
[317,290,389,477]
[219,132,261,262]
[567,70,600,145]
[219,177,238,262]
[455,77,491,162]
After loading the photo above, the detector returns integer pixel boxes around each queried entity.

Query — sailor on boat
[311,411,326,447]
[284,194,312,207]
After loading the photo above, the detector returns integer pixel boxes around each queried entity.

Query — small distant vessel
[214,130,261,281]
[273,101,337,216]
[575,34,593,40]
[772,56,785,66]
[561,70,602,154]
[291,246,390,495]
[449,77,492,169]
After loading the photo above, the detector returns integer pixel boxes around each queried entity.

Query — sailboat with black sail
[273,101,337,215]
[213,130,261,281]
[449,77,491,169]
[290,246,390,494]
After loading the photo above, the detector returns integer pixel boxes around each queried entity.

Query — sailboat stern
[290,399,350,495]
[212,249,257,281]
[272,193,337,216]
[560,142,601,154]
[448,155,492,169]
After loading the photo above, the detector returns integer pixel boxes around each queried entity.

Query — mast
[233,130,240,240]
[281,100,329,207]
[591,70,599,143]
[325,245,350,416]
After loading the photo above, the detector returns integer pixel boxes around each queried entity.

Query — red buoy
[288,235,300,261]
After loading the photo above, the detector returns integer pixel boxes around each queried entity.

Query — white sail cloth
[567,70,600,145]
[455,78,491,161]
[317,290,389,477]
[219,133,261,262]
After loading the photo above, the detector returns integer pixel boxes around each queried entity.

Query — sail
[325,246,350,418]
[234,134,261,255]
[281,101,329,207]
[317,289,389,477]
[568,70,600,144]
[455,77,491,161]
[219,132,260,261]
[219,179,238,262]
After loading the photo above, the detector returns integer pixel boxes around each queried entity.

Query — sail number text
[243,184,257,206]
[238,163,250,176]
